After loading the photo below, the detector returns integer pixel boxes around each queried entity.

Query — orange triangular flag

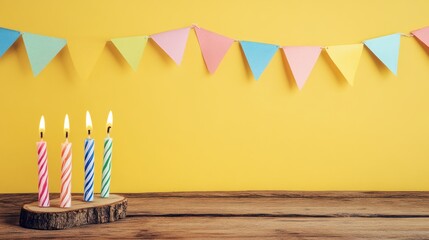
[412,26,429,49]
[195,27,234,74]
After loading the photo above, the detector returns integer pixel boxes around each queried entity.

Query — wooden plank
[2,216,429,239]
[2,192,429,239]
[126,195,429,217]
[125,191,429,198]
[3,192,429,217]
[0,194,50,216]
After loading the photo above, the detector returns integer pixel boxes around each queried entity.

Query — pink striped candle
[60,114,72,208]
[36,116,50,207]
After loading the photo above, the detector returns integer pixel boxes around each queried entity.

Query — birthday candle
[36,116,50,207]
[101,111,113,198]
[83,111,95,201]
[60,114,72,208]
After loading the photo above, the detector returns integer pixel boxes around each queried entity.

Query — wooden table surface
[2,191,429,239]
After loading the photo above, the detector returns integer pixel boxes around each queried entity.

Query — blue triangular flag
[0,28,21,57]
[240,41,278,80]
[364,34,401,75]
[22,32,67,76]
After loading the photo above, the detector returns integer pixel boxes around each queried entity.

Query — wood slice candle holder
[19,194,127,230]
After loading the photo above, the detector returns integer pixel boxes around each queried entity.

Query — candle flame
[64,114,70,132]
[39,115,45,133]
[86,111,93,130]
[106,111,113,127]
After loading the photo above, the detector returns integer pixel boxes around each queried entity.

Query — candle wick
[66,131,68,139]
[107,126,111,134]
[88,129,91,136]
[40,132,43,139]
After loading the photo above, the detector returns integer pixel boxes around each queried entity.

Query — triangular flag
[326,44,363,86]
[364,34,401,75]
[111,36,148,71]
[194,27,234,74]
[411,26,429,49]
[150,27,190,65]
[22,32,66,76]
[68,39,105,79]
[282,46,321,90]
[240,41,278,80]
[0,28,21,57]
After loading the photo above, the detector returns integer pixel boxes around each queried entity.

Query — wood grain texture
[2,191,429,239]
[126,192,429,217]
[19,194,127,230]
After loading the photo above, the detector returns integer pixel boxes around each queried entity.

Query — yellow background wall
[0,0,428,193]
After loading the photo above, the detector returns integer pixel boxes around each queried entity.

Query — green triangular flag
[22,32,67,76]
[111,36,148,71]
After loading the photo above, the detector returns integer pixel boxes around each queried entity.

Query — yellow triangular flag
[68,38,105,79]
[326,44,363,86]
[111,36,148,71]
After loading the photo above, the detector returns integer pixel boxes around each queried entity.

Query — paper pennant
[68,39,105,79]
[151,27,190,65]
[240,41,278,80]
[282,46,321,90]
[195,27,234,74]
[412,26,429,49]
[22,32,66,76]
[0,28,21,58]
[326,44,363,86]
[364,34,401,75]
[111,36,148,71]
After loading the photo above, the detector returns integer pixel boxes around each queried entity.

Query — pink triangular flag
[282,46,321,90]
[412,26,429,49]
[150,27,190,65]
[195,27,234,74]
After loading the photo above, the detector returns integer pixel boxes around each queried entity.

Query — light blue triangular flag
[0,28,21,57]
[240,41,278,80]
[22,32,67,76]
[364,33,401,75]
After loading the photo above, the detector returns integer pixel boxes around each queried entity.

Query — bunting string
[1,24,429,89]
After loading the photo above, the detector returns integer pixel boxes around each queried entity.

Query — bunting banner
[0,27,20,58]
[326,44,363,86]
[240,41,278,80]
[195,27,234,74]
[111,36,148,71]
[0,24,428,86]
[282,46,322,90]
[412,26,429,49]
[364,34,401,75]
[150,27,190,65]
[67,39,105,79]
[21,32,67,76]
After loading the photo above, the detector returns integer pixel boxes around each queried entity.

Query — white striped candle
[37,115,49,207]
[84,138,94,201]
[83,111,94,201]
[101,137,112,198]
[60,114,72,208]
[101,111,113,198]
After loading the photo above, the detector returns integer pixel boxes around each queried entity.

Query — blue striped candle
[84,138,95,201]
[84,111,95,202]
